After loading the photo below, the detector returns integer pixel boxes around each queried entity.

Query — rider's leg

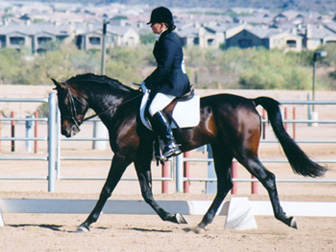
[148,93,181,158]
[150,110,181,158]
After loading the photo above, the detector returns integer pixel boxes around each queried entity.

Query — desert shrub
[0,44,334,91]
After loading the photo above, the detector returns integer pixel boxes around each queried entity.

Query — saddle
[140,89,200,131]
[140,89,200,163]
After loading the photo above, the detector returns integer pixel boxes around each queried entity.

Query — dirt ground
[0,86,336,251]
[1,214,335,252]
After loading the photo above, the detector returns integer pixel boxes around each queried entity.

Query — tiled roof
[77,22,135,36]
[245,26,282,38]
[307,24,336,39]
[0,23,70,36]
[175,26,199,38]
[205,23,244,33]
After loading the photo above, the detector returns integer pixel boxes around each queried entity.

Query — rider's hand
[140,81,147,92]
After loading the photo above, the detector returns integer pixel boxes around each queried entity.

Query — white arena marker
[0,200,4,227]
[224,197,257,230]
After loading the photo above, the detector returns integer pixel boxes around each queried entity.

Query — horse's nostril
[71,125,80,136]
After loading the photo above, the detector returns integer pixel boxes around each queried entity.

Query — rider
[141,6,191,159]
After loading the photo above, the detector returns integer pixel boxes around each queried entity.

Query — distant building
[305,24,336,50]
[273,11,304,25]
[0,23,72,53]
[233,13,274,26]
[0,2,336,53]
[175,22,200,48]
[176,22,244,49]
[75,23,140,50]
[226,26,303,52]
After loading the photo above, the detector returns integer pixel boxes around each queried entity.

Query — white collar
[156,28,168,41]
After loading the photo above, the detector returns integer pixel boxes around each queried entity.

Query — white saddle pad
[140,90,200,130]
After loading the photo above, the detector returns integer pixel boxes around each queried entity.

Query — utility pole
[312,50,327,112]
[93,19,109,150]
[100,19,109,75]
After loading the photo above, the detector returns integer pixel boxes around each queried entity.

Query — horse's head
[52,78,89,137]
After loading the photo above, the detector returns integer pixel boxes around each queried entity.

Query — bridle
[63,83,143,129]
[64,84,84,131]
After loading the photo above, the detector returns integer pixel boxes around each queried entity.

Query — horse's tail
[253,96,327,177]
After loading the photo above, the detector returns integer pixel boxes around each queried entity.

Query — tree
[140,32,156,45]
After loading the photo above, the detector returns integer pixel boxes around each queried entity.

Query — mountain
[104,0,336,13]
[3,0,336,13]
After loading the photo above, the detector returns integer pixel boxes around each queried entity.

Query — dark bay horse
[52,73,326,233]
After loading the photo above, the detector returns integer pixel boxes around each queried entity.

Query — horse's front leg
[134,159,187,224]
[76,153,131,232]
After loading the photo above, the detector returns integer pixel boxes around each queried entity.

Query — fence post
[307,93,312,127]
[284,107,288,131]
[162,161,169,194]
[48,93,57,192]
[11,111,15,152]
[0,114,1,151]
[231,161,238,194]
[183,152,190,193]
[251,175,258,194]
[92,120,108,150]
[25,115,34,152]
[56,108,61,180]
[175,154,183,192]
[34,111,38,153]
[207,145,216,194]
[292,107,296,139]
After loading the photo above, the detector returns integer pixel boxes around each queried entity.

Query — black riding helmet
[147,6,176,30]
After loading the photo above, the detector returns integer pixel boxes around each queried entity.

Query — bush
[69,49,100,73]
[105,60,141,84]
[0,45,334,91]
[238,49,312,90]
[36,102,49,117]
[140,32,156,45]
[0,48,23,84]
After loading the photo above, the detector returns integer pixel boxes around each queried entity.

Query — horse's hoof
[194,226,205,234]
[75,225,90,233]
[289,217,297,229]
[175,213,187,224]
[167,213,187,224]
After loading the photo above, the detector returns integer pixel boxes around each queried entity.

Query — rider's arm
[144,34,177,89]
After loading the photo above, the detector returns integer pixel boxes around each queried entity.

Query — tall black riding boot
[150,111,181,159]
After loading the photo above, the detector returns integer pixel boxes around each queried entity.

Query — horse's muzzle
[61,123,80,138]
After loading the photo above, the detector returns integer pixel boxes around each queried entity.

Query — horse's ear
[51,78,66,90]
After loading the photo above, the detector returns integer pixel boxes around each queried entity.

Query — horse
[52,73,326,233]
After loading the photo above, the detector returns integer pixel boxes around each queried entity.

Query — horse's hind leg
[195,145,233,233]
[238,156,297,229]
[134,158,187,224]
[76,153,131,232]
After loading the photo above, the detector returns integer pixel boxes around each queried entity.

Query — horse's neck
[86,85,135,124]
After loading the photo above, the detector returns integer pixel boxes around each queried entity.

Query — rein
[64,84,82,130]
[65,83,142,125]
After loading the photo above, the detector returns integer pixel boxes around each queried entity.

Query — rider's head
[147,6,176,31]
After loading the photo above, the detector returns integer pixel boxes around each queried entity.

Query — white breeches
[148,92,176,116]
